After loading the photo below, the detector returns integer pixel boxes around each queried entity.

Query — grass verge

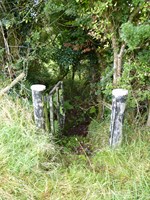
[0,95,149,199]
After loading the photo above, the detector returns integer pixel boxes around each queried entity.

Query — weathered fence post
[49,81,65,134]
[31,84,46,129]
[110,89,128,148]
[49,94,55,134]
[56,87,60,127]
[60,81,65,129]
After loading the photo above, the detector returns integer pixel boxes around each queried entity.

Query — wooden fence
[31,81,65,134]
[31,84,128,148]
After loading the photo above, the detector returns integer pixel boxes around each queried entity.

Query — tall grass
[0,95,149,199]
[55,120,150,200]
[0,95,58,199]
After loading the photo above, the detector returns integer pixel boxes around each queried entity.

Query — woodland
[0,0,150,199]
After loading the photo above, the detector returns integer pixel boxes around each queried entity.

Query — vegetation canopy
[0,0,150,199]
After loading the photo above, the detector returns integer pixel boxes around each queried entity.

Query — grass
[0,96,58,199]
[0,95,150,199]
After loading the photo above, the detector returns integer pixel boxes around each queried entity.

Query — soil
[63,107,91,137]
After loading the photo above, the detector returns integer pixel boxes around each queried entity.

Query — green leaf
[89,106,96,114]
[64,101,74,110]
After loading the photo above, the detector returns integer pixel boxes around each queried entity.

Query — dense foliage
[0,0,149,125]
[0,1,150,199]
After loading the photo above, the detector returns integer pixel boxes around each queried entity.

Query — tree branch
[112,35,118,54]
[0,72,25,97]
[129,6,141,22]
[0,21,13,78]
[118,43,126,58]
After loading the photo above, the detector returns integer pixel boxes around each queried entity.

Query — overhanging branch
[0,72,25,97]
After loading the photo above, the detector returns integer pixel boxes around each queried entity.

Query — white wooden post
[110,89,128,148]
[31,84,46,129]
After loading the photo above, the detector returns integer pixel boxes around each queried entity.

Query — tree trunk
[0,22,13,79]
[97,90,104,120]
[112,36,125,86]
[72,65,76,81]
[113,51,119,85]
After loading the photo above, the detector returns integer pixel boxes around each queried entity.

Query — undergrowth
[0,95,149,199]
[0,95,58,199]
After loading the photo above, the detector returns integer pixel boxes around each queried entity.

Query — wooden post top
[112,89,128,97]
[31,84,46,92]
